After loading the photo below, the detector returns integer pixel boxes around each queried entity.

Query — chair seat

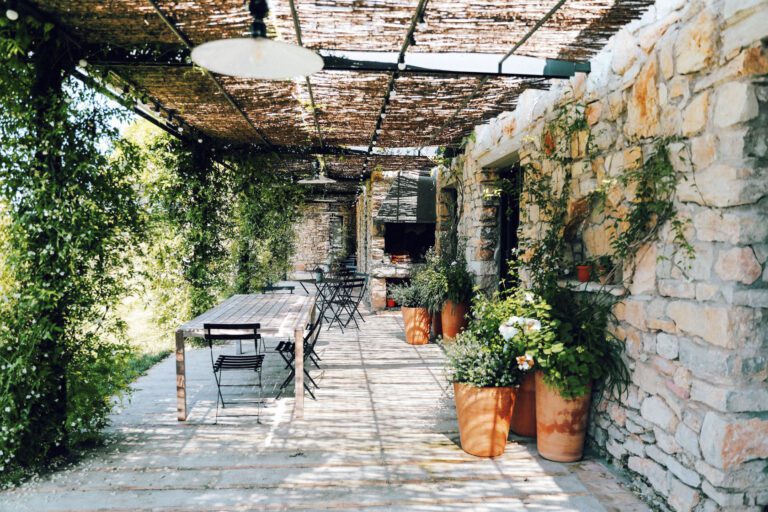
[214,354,265,372]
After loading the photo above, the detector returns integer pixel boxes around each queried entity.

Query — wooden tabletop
[177,294,315,337]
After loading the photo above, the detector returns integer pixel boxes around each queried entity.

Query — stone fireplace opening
[383,222,435,263]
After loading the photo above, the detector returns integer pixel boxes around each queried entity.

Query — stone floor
[0,308,650,511]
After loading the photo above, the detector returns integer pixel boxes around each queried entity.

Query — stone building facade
[451,0,768,510]
[290,201,354,275]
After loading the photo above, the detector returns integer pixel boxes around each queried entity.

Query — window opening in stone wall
[498,164,523,290]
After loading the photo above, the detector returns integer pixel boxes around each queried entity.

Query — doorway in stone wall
[498,164,523,290]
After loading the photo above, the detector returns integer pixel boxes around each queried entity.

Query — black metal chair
[275,315,323,400]
[327,276,367,331]
[203,323,264,423]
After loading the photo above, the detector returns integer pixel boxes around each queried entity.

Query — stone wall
[290,202,353,274]
[357,170,420,310]
[453,0,768,510]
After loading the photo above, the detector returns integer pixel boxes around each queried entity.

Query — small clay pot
[535,371,592,462]
[454,382,517,457]
[441,300,468,340]
[402,306,431,345]
[575,265,592,283]
[510,372,537,437]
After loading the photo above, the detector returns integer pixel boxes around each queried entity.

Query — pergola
[21,0,651,190]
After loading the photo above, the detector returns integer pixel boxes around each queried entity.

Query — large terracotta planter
[535,371,592,462]
[454,382,517,457]
[441,300,468,340]
[402,306,431,345]
[510,372,537,437]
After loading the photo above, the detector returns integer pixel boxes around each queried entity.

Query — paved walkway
[0,311,649,511]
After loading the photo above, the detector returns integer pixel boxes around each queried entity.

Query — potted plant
[445,288,549,457]
[440,255,474,339]
[525,290,628,462]
[470,288,554,438]
[417,246,446,337]
[575,259,592,282]
[390,280,431,345]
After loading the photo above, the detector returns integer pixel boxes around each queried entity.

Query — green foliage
[227,151,304,293]
[411,246,447,313]
[446,288,552,387]
[0,17,144,479]
[390,279,429,308]
[525,290,629,399]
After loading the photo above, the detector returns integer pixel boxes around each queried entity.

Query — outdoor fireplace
[383,222,435,263]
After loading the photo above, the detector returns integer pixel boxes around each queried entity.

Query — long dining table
[174,293,316,421]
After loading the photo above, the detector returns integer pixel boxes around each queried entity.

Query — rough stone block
[667,456,701,487]
[658,280,695,299]
[629,243,657,295]
[656,333,680,359]
[714,81,759,128]
[641,395,677,430]
[700,412,768,469]
[675,422,702,458]
[679,338,740,381]
[702,480,746,508]
[674,10,717,74]
[678,163,768,208]
[721,2,768,57]
[628,456,670,496]
[668,301,753,349]
[690,134,716,171]
[682,91,709,136]
[625,58,660,138]
[668,475,701,512]
[654,426,681,455]
[714,247,762,285]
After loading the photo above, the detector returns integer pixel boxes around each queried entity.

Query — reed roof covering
[29,0,652,183]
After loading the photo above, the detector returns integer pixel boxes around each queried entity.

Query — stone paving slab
[0,312,649,512]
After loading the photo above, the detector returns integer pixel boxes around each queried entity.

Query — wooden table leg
[175,330,187,421]
[294,326,304,419]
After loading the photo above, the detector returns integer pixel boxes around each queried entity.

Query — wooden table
[175,293,316,421]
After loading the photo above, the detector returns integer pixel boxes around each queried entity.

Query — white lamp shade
[191,38,324,80]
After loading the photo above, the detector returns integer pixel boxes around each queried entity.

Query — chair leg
[305,368,318,389]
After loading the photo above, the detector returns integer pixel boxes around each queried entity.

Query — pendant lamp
[191,0,323,80]
[298,161,336,185]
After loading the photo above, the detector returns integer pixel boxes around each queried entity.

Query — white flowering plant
[445,288,556,387]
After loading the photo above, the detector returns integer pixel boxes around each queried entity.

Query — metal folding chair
[275,315,323,400]
[203,323,265,423]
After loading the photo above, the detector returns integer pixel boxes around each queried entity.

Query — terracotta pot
[441,300,468,339]
[510,372,537,437]
[576,265,592,283]
[535,372,592,462]
[401,306,431,345]
[454,382,517,457]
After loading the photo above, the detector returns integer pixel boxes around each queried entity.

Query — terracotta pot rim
[453,382,517,391]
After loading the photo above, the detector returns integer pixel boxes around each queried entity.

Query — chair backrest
[203,323,261,348]
[303,315,323,355]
